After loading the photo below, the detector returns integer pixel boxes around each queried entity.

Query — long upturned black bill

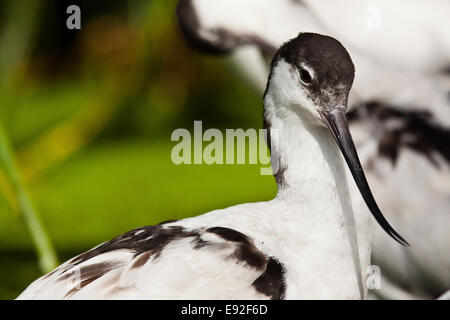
[319,108,409,246]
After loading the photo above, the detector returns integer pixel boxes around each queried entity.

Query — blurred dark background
[0,0,276,298]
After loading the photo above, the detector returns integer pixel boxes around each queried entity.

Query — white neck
[264,86,372,299]
[266,96,347,206]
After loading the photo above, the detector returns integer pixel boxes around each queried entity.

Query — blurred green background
[0,0,276,299]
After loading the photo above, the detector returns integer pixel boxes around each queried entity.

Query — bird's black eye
[299,68,312,85]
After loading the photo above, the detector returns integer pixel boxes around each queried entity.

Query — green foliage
[0,0,275,298]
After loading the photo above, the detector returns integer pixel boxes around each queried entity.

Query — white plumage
[177,0,450,299]
[19,33,387,300]
[183,0,450,118]
[18,199,370,300]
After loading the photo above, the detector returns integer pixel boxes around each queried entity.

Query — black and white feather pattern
[18,218,286,300]
[176,0,450,299]
[19,34,379,300]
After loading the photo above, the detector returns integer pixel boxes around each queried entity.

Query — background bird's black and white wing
[177,0,450,108]
[17,221,285,300]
